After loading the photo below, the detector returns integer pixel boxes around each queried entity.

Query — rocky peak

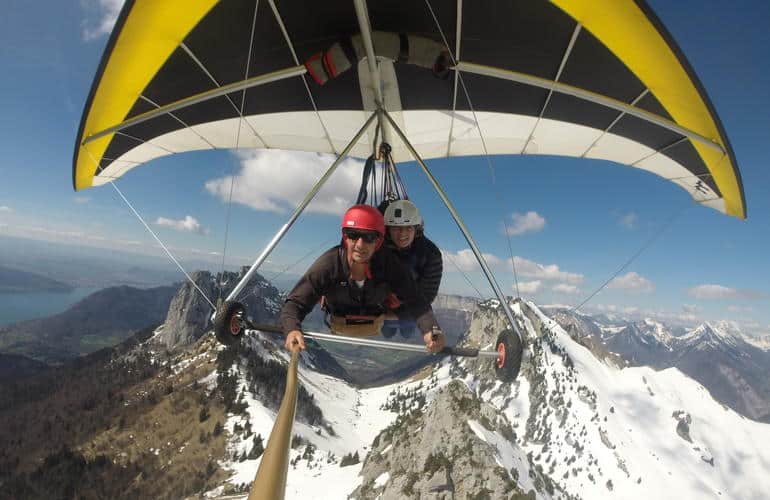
[432,294,479,312]
[158,270,282,350]
[681,321,742,351]
[633,319,674,347]
[352,380,526,499]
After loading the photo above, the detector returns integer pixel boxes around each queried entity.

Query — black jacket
[280,245,437,335]
[386,234,443,308]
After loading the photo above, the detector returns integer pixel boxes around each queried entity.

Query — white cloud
[727,305,754,313]
[516,280,542,295]
[154,215,209,235]
[513,256,583,284]
[0,206,11,212]
[81,0,124,41]
[688,284,761,300]
[682,304,700,314]
[618,212,638,229]
[73,196,90,204]
[442,249,502,272]
[505,211,546,236]
[607,272,655,292]
[591,304,640,315]
[205,150,364,215]
[26,226,86,239]
[553,283,579,295]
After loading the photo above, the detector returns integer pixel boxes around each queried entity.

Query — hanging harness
[320,144,413,337]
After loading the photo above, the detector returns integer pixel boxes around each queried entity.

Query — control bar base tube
[247,323,499,358]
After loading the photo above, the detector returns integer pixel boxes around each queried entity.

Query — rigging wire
[266,237,337,284]
[433,236,486,301]
[570,203,690,314]
[216,0,262,305]
[424,0,521,298]
[109,181,216,310]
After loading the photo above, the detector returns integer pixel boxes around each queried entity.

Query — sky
[1,1,769,334]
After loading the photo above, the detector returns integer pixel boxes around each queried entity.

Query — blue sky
[1,1,769,333]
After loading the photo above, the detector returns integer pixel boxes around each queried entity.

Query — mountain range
[545,308,770,423]
[0,265,73,294]
[0,285,177,364]
[2,275,769,498]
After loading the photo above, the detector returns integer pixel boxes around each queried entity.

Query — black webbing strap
[339,37,358,66]
[356,154,377,205]
[398,33,409,64]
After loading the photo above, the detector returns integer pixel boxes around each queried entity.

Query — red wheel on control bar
[494,329,523,382]
[214,301,246,346]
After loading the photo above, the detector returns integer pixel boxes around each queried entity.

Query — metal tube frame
[300,330,500,358]
[456,61,725,155]
[219,112,378,309]
[381,109,524,343]
[82,65,307,145]
[353,0,393,148]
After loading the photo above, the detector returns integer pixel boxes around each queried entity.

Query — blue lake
[0,288,100,326]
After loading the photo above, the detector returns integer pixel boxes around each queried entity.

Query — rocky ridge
[546,309,770,422]
[159,268,282,350]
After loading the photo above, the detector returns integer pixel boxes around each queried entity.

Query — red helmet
[341,204,385,248]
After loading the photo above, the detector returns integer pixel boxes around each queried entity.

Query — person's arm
[385,251,444,352]
[279,252,331,350]
[418,239,443,305]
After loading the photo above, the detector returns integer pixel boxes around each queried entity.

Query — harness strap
[355,155,376,205]
[398,33,409,64]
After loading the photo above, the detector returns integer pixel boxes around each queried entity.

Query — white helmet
[384,199,422,227]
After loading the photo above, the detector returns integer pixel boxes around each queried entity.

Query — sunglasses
[343,229,380,244]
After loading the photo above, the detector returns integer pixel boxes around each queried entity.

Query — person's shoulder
[373,246,403,270]
[307,246,342,271]
[417,235,441,255]
[320,245,341,259]
[375,245,398,262]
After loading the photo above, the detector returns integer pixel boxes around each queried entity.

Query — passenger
[380,200,443,339]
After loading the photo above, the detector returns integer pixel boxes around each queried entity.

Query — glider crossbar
[82,65,307,145]
[455,61,726,155]
[220,112,379,309]
[381,109,525,344]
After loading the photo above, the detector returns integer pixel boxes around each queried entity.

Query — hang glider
[74,0,745,219]
[75,2,748,498]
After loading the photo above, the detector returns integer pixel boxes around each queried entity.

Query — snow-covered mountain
[204,299,770,499]
[545,310,770,423]
[680,321,745,352]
